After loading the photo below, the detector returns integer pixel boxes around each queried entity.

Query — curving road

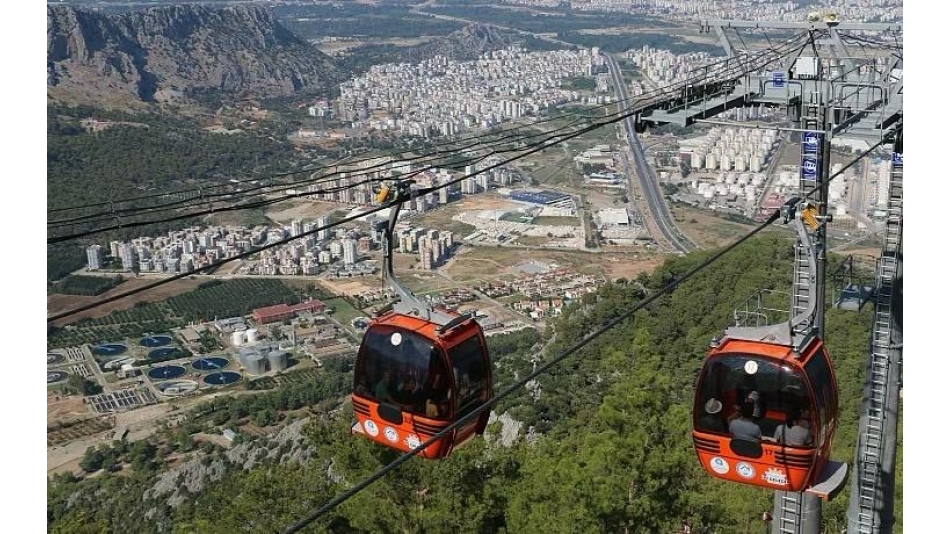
[602,52,696,254]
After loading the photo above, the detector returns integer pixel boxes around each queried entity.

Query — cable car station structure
[609,15,902,534]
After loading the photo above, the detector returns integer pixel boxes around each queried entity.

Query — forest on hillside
[47,236,899,533]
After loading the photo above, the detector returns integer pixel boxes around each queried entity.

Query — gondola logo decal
[406,434,421,449]
[736,462,756,479]
[710,457,729,474]
[384,426,399,442]
[763,467,788,486]
[364,420,379,437]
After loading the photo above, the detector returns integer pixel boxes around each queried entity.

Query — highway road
[848,158,879,231]
[602,53,696,254]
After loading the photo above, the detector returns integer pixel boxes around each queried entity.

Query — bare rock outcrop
[47,4,344,104]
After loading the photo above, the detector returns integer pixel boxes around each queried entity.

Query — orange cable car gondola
[351,180,492,459]
[692,198,847,497]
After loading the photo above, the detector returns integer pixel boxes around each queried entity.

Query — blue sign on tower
[801,155,821,181]
[802,132,822,154]
[773,72,786,88]
[892,152,903,166]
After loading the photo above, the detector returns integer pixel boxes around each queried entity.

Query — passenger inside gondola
[699,398,727,433]
[729,402,762,440]
[374,369,397,404]
[421,371,450,418]
[394,377,422,411]
[773,407,813,446]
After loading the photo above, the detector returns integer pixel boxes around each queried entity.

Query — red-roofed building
[253,299,326,324]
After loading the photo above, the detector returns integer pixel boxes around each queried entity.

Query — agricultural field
[48,417,114,447]
[249,367,325,390]
[48,391,111,446]
[48,278,308,349]
[50,274,126,296]
[47,277,206,329]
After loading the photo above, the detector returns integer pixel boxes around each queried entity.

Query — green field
[406,206,477,237]
[445,246,604,279]
[402,272,458,294]
[500,212,532,223]
[324,297,365,331]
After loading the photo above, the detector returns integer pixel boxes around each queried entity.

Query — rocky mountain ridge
[401,23,520,63]
[47,4,345,105]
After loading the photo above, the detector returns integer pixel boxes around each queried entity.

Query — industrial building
[213,317,247,333]
[597,208,631,228]
[237,344,291,375]
[252,299,326,324]
[509,189,573,207]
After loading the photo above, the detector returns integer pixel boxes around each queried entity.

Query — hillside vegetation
[46,105,310,281]
[47,235,894,533]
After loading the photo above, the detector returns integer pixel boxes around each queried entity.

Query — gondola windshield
[355,325,450,418]
[695,355,811,444]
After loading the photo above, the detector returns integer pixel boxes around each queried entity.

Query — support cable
[282,206,785,534]
[280,139,891,533]
[47,32,810,321]
[48,34,807,228]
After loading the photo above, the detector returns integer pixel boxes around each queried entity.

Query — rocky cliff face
[47,5,344,104]
[400,23,518,63]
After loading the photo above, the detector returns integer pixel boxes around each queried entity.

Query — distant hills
[46,3,557,107]
[339,22,564,73]
[399,23,525,62]
[47,4,345,105]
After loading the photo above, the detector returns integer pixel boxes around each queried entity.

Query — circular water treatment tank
[148,347,182,360]
[147,365,187,380]
[92,344,127,357]
[47,353,65,365]
[192,357,230,371]
[203,371,241,386]
[47,371,68,384]
[139,335,173,347]
[231,331,245,346]
[155,380,200,396]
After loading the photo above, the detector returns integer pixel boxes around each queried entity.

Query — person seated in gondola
[699,398,727,433]
[421,372,450,418]
[394,377,423,412]
[773,407,813,446]
[729,401,762,441]
[374,369,397,404]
